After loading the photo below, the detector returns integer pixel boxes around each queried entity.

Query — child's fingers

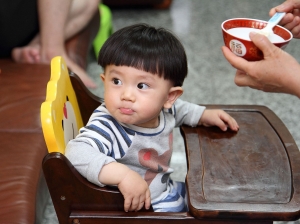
[129,196,140,211]
[137,201,145,211]
[137,195,149,211]
[227,117,239,131]
[200,110,239,131]
[124,197,132,212]
[212,116,228,131]
[136,191,151,211]
[135,194,146,211]
[218,110,238,131]
[125,192,151,212]
[144,190,151,210]
[219,111,239,131]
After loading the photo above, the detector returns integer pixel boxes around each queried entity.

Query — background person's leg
[12,0,100,88]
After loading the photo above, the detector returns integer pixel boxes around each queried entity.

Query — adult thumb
[249,32,275,56]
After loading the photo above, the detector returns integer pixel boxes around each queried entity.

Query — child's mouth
[120,107,134,115]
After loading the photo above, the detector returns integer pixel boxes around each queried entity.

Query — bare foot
[12,45,97,89]
[12,45,40,64]
[64,55,97,89]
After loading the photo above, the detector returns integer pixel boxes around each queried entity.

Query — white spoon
[258,12,286,38]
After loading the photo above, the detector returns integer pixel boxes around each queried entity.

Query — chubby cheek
[104,89,119,108]
[139,98,162,117]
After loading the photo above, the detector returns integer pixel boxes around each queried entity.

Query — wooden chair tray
[181,105,300,221]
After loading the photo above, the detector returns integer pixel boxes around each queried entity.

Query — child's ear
[164,87,183,109]
[100,74,105,82]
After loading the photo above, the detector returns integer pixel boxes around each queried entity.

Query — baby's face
[101,65,174,128]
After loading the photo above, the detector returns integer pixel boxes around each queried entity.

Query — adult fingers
[290,16,300,38]
[277,12,295,26]
[281,14,300,30]
[221,46,251,72]
[234,70,257,87]
[249,32,277,57]
[270,1,298,15]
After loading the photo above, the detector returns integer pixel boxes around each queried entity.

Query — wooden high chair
[41,56,300,224]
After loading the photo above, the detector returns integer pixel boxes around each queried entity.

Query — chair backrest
[41,57,153,224]
[41,56,84,154]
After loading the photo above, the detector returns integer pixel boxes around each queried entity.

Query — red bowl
[221,18,293,61]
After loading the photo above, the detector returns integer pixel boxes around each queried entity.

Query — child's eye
[112,78,122,85]
[137,83,149,89]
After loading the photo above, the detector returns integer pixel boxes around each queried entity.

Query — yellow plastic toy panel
[41,56,84,154]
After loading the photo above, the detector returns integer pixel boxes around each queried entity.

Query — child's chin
[117,117,136,125]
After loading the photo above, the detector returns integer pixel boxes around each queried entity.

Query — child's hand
[118,169,151,212]
[199,109,239,131]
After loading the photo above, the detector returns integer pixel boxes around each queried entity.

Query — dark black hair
[98,23,187,86]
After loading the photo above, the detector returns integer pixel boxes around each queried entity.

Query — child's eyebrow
[136,72,158,81]
[110,68,156,77]
[107,69,122,76]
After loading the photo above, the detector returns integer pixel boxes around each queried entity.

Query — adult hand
[269,0,300,38]
[221,32,300,97]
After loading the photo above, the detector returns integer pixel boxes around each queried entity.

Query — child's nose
[121,87,135,102]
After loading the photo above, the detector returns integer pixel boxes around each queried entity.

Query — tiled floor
[42,0,300,223]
